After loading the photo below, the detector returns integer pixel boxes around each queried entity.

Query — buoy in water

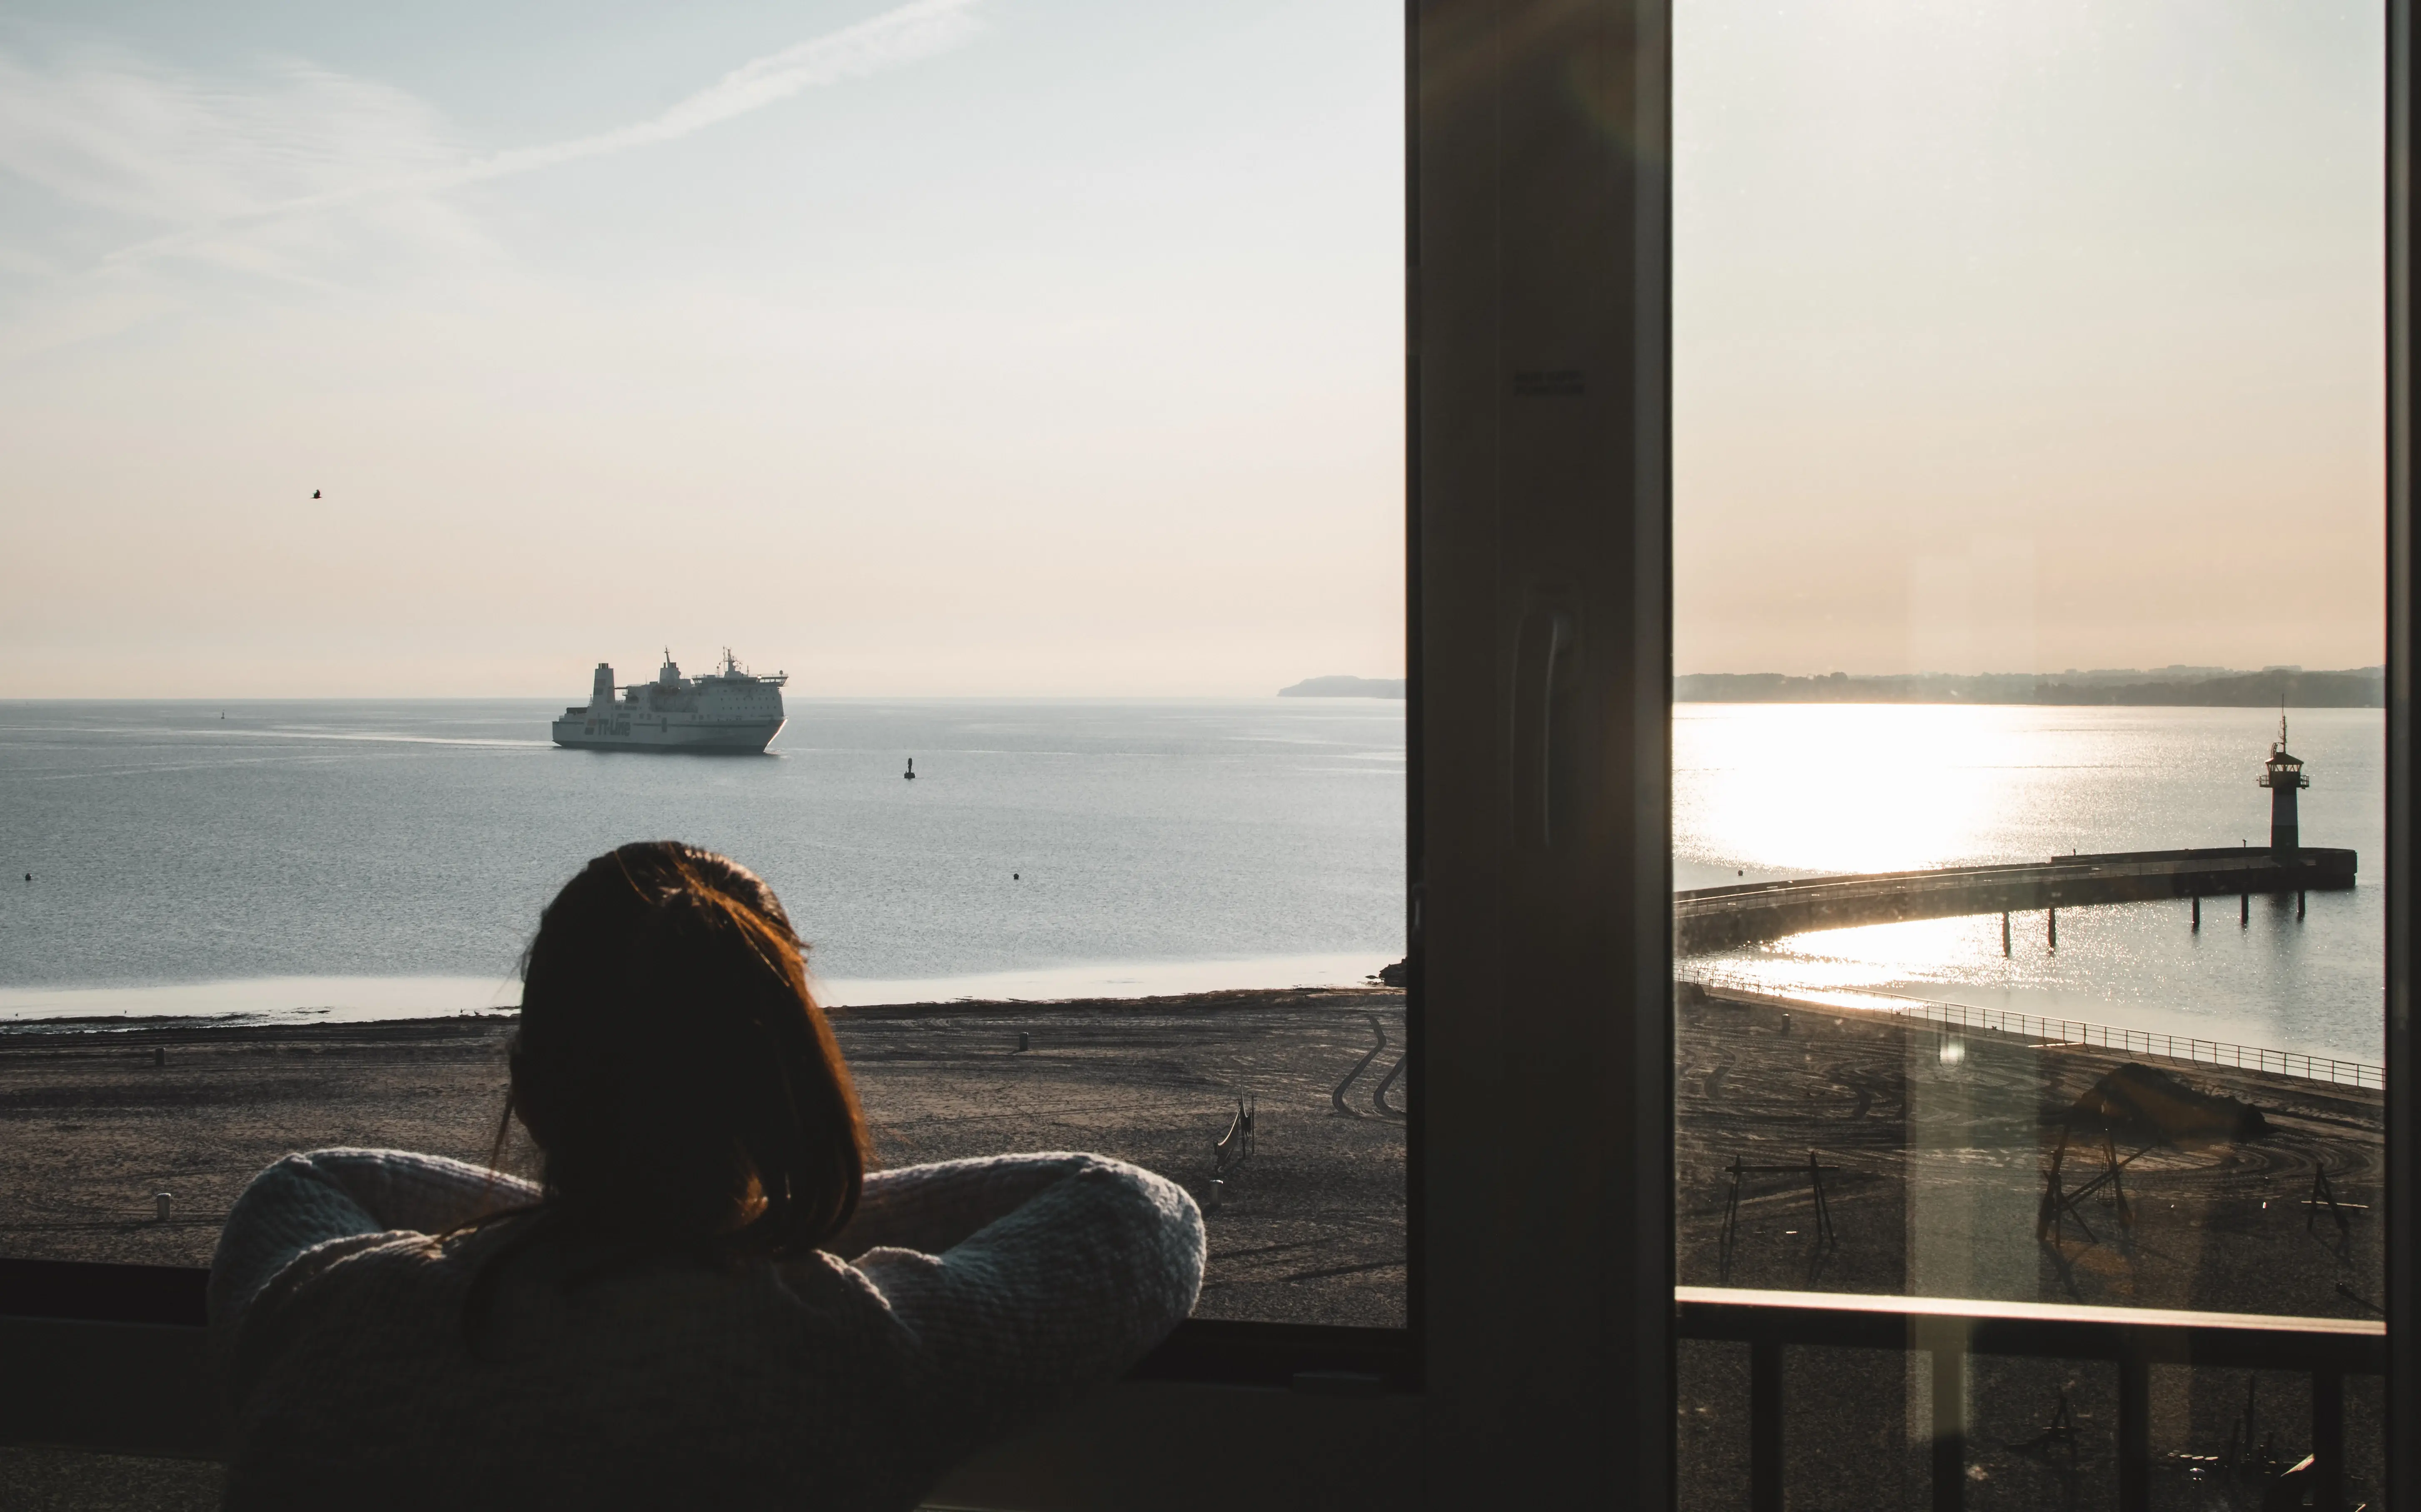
[903,757,916,780]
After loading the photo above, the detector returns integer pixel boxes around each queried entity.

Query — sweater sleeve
[841,1151,1203,1446]
[209,1148,537,1329]
[832,1153,1127,1257]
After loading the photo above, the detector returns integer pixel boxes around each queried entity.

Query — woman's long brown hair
[461,842,868,1338]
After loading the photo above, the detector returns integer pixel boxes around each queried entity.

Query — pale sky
[0,2,2391,696]
[0,0,1402,697]
[1675,0,2386,676]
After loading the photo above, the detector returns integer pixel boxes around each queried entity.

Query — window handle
[1513,602,1580,847]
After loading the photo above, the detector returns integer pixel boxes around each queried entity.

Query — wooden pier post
[2241,892,2249,926]
[2298,891,2306,920]
[2191,895,2200,930]
[2047,908,2057,950]
[2001,912,2011,956]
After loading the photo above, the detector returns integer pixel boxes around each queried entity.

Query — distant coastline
[1279,675,1405,698]
[1676,665,2384,707]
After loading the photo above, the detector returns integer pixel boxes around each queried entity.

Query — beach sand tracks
[834,994,1407,1326]
[1677,991,2386,1318]
[0,991,1408,1326]
[0,1023,515,1267]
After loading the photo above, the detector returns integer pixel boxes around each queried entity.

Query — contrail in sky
[97,0,984,269]
[461,0,982,183]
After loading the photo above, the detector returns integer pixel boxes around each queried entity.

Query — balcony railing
[1677,1286,2389,1512]
[0,1260,2387,1509]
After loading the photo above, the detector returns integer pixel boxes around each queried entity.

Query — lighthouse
[2257,710,2308,853]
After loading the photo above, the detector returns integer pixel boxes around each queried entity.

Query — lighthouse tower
[2257,709,2308,853]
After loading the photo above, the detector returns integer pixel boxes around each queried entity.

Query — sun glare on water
[1676,704,2019,876]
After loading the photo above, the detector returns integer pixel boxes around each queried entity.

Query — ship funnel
[592,663,614,704]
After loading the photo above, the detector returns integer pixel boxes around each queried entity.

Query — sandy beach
[3,981,2389,1506]
[1675,986,2385,1317]
[3,979,2381,1321]
[1673,985,2387,1509]
[0,987,1410,1328]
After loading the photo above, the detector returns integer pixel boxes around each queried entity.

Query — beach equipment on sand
[1213,1097,1256,1175]
[1715,1150,1838,1283]
[2067,1062,2270,1146]
[2038,1064,2273,1268]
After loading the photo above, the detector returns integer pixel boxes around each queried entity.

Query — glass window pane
[0,2,1405,1329]
[1674,3,2387,1505]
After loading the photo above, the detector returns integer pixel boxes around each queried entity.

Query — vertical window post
[1413,0,1674,1501]
[2387,6,2418,1509]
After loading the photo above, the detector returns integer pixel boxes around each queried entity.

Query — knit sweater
[207,1147,1204,1510]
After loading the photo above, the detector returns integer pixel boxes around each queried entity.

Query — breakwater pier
[1676,846,2357,953]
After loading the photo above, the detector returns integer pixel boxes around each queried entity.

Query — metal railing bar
[1747,1338,1782,1512]
[2118,1355,2150,1512]
[1681,974,2387,1090]
[1920,1320,1967,1512]
[1679,1290,2380,1510]
[2313,1368,2345,1512]
[1677,1286,2387,1339]
[1676,1288,2386,1375]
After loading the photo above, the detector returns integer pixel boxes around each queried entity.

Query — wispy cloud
[0,49,471,266]
[466,0,982,183]
[0,0,984,281]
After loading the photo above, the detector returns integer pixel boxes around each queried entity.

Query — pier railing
[1683,975,2386,1091]
[1673,847,2357,952]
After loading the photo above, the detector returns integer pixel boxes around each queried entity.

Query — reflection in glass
[1673,2,2387,1503]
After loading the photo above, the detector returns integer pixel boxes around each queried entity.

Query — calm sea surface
[0,699,1407,1020]
[0,701,2384,1063]
[1676,704,2386,1066]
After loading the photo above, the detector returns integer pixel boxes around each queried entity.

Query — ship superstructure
[552,649,788,753]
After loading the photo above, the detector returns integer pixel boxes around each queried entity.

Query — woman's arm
[844,1152,1204,1435]
[208,1149,537,1326]
[830,1153,1118,1257]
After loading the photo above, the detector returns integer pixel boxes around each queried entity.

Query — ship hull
[555,650,788,752]
[551,716,785,754]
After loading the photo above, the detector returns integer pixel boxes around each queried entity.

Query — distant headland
[1279,675,1406,698]
[1677,665,2384,708]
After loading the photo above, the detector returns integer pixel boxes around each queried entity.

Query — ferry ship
[552,650,788,753]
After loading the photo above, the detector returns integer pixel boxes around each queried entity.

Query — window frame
[7,3,2417,1508]
[0,0,1669,1499]
[2386,7,2417,1506]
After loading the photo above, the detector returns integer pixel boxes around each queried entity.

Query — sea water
[1676,704,2386,1066]
[0,699,1407,1021]
[0,700,2386,1063]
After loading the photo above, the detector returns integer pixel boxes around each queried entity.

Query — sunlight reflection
[1676,704,2014,874]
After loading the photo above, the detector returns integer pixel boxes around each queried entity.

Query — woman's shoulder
[239,1222,912,1398]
